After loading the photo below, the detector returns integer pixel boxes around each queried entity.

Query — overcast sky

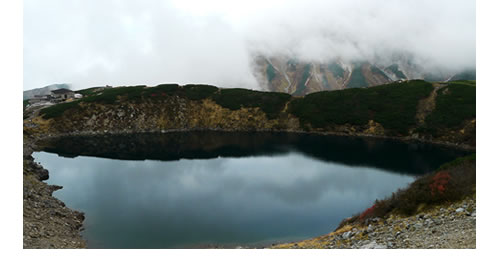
[23,0,476,91]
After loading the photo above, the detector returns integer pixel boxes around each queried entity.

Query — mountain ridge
[253,56,476,95]
[24,80,476,149]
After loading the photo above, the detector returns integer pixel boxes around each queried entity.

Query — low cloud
[24,0,476,90]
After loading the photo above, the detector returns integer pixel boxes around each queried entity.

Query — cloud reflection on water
[34,151,414,248]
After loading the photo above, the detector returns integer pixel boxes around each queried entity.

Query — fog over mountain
[24,0,475,91]
[23,83,71,100]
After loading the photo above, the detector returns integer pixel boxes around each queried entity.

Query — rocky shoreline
[271,196,476,249]
[23,136,86,249]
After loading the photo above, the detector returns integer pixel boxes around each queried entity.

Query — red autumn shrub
[335,155,475,230]
[429,171,451,196]
[359,204,377,221]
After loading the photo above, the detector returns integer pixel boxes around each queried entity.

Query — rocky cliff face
[23,81,475,150]
[34,97,300,135]
[253,56,476,95]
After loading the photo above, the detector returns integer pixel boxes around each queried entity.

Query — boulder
[360,241,387,249]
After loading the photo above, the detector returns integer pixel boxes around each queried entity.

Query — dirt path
[415,83,446,125]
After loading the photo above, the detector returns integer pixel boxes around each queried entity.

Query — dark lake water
[33,132,470,248]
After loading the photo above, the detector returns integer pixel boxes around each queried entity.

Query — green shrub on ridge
[337,154,476,228]
[289,80,434,135]
[39,101,81,119]
[424,83,476,134]
[212,88,291,119]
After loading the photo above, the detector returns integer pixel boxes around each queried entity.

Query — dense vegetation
[143,84,218,101]
[79,85,147,104]
[212,88,291,119]
[75,84,219,104]
[388,154,475,215]
[74,86,109,96]
[289,80,434,135]
[39,101,81,119]
[40,84,289,120]
[39,80,474,139]
[420,82,476,136]
[346,64,368,88]
[41,84,218,119]
[338,154,476,228]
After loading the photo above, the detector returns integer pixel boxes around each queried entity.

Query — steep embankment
[23,136,86,248]
[23,80,476,248]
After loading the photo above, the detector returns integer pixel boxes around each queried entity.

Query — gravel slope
[272,196,476,249]
[23,137,86,249]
